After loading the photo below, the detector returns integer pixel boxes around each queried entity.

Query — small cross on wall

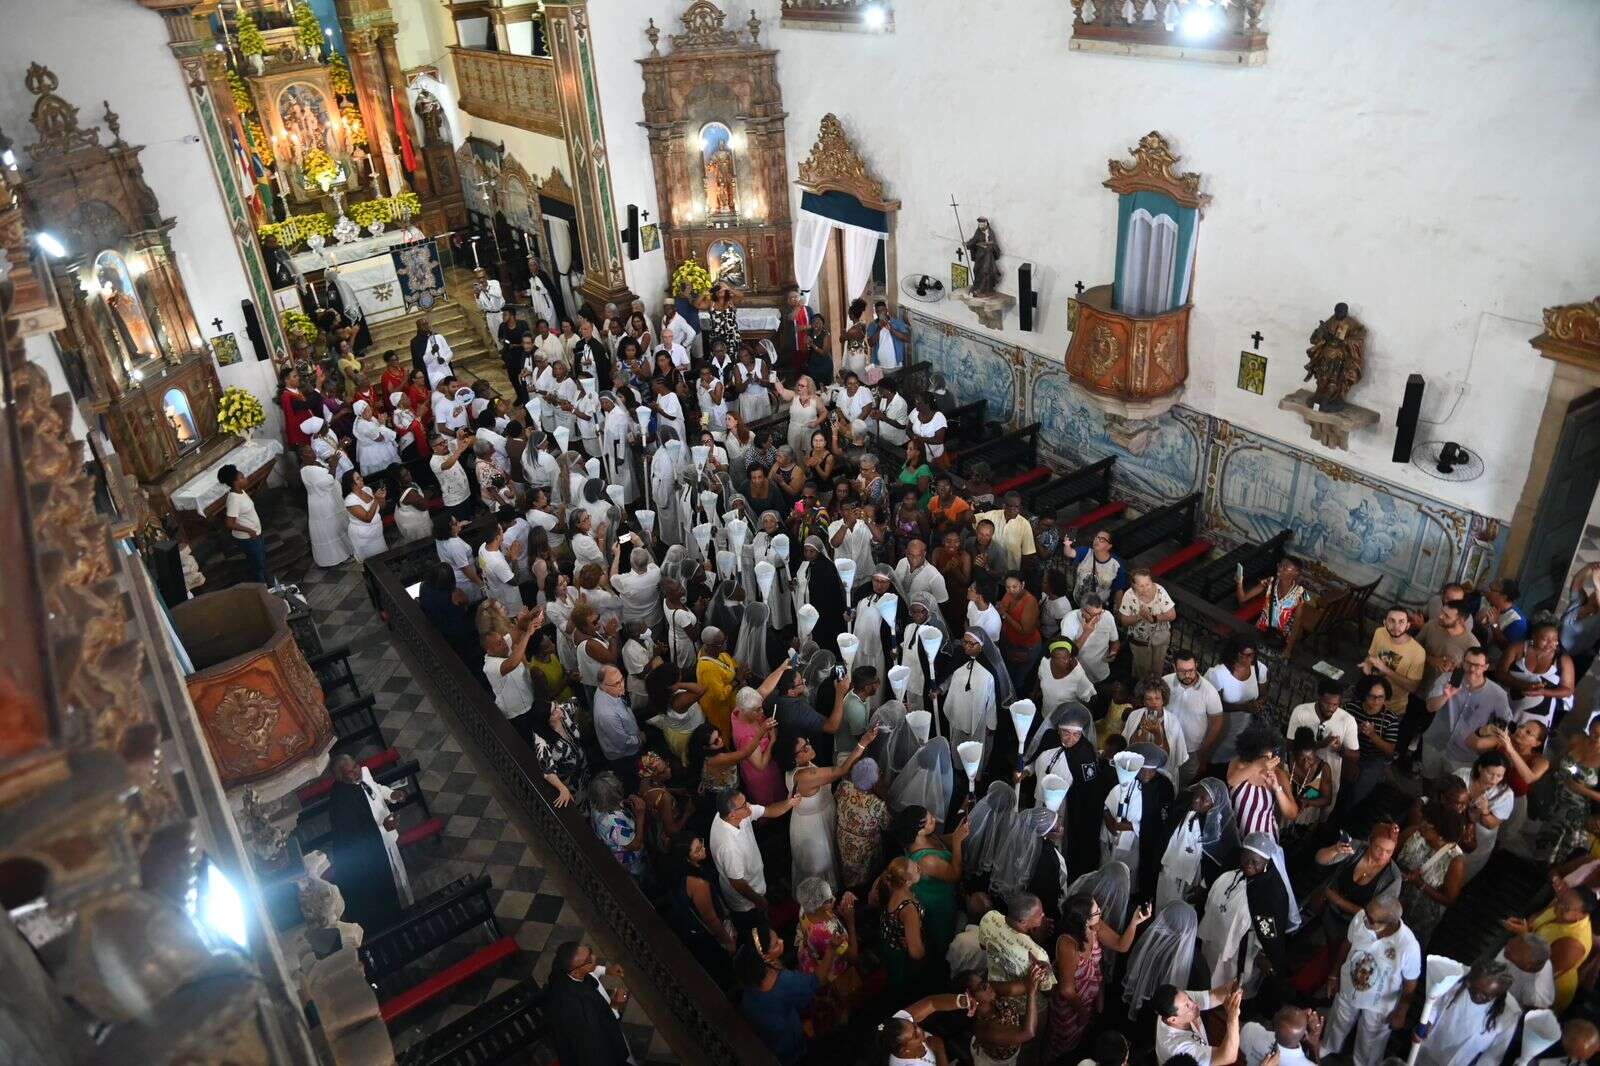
[1074,281,1085,297]
[1250,330,1264,350]
[211,317,225,333]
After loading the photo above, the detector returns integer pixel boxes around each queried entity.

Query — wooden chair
[1287,574,1381,656]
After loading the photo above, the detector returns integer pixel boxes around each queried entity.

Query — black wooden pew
[1022,456,1117,522]
[329,693,386,755]
[362,874,518,1023]
[396,978,546,1066]
[309,644,362,704]
[956,422,1042,485]
[947,399,988,445]
[1107,492,1204,565]
[1174,528,1293,604]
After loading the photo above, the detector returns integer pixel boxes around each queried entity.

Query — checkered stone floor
[293,554,676,1064]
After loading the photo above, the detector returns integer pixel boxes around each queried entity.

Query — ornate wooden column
[545,0,636,308]
[133,0,288,362]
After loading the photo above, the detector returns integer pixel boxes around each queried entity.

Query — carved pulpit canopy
[25,64,101,160]
[646,0,763,55]
[1104,130,1211,213]
[796,113,900,213]
[539,165,575,205]
[1531,295,1600,372]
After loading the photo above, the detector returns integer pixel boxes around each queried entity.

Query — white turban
[300,416,325,434]
[388,391,406,408]
[353,399,370,418]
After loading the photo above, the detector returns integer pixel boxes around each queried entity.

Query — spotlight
[1179,4,1220,38]
[1,149,16,169]
[35,232,66,258]
[862,4,887,30]
[189,856,249,950]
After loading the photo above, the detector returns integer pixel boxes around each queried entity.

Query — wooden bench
[1149,539,1214,579]
[956,423,1041,482]
[1108,493,1203,567]
[882,359,931,396]
[1023,456,1117,522]
[396,978,546,1066]
[362,875,512,1021]
[992,465,1053,497]
[308,644,362,705]
[1174,529,1293,604]
[379,936,518,1024]
[329,694,387,755]
[947,399,988,445]
[1064,499,1128,532]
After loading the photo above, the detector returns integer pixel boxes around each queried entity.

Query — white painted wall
[0,0,284,438]
[589,0,1600,520]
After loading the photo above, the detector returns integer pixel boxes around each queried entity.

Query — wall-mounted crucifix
[1074,280,1085,297]
[1251,330,1263,350]
[211,317,225,333]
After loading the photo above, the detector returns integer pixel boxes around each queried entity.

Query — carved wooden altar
[1064,131,1209,450]
[16,65,233,515]
[639,0,795,303]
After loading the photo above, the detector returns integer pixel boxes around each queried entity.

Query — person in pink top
[732,687,785,805]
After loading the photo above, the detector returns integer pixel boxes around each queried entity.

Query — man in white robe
[600,395,640,505]
[474,269,505,339]
[419,326,454,389]
[528,271,558,329]
[1413,962,1518,1066]
[338,754,413,909]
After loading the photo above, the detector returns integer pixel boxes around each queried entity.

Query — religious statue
[1302,302,1367,409]
[965,217,1003,296]
[96,254,162,363]
[705,143,737,217]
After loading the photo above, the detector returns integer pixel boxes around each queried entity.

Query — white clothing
[421,333,455,388]
[1102,778,1144,879]
[393,492,433,545]
[851,594,893,698]
[873,391,909,446]
[433,390,469,431]
[1452,767,1515,880]
[528,277,557,328]
[532,332,565,366]
[345,491,387,560]
[895,559,949,606]
[476,278,505,339]
[946,928,986,977]
[1063,610,1120,683]
[910,409,949,460]
[479,546,522,615]
[482,654,534,721]
[787,395,824,459]
[436,536,480,600]
[663,312,696,351]
[1495,947,1555,1010]
[829,519,876,589]
[1155,989,1217,1066]
[1206,662,1269,706]
[353,416,402,475]
[668,607,698,671]
[710,807,768,912]
[1041,593,1073,640]
[656,391,687,446]
[1341,910,1421,1011]
[1157,811,1204,908]
[523,445,560,492]
[611,566,663,627]
[1287,703,1360,795]
[300,465,350,567]
[967,601,1002,644]
[571,532,605,574]
[787,770,839,890]
[889,1012,938,1066]
[358,766,412,907]
[837,385,873,424]
[901,620,942,710]
[226,487,261,540]
[431,451,471,506]
[1122,706,1191,785]
[734,360,772,423]
[1038,659,1096,714]
[1415,983,1519,1066]
[1165,673,1224,751]
[943,659,997,757]
[1198,870,1258,991]
[311,431,354,482]
[1241,1024,1314,1066]
[601,407,640,505]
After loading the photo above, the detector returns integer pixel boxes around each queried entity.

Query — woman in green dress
[896,438,936,507]
[892,805,967,971]
[869,856,928,998]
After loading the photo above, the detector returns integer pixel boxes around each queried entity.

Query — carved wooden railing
[1070,0,1267,62]
[779,0,894,32]
[363,537,779,1066]
[448,46,562,137]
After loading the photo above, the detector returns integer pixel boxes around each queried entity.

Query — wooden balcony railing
[448,46,562,137]
[779,0,895,33]
[1070,0,1268,65]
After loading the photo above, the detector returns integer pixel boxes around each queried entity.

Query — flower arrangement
[281,309,319,347]
[293,3,325,53]
[216,386,266,437]
[328,53,355,97]
[258,212,333,249]
[237,8,266,57]
[245,118,273,169]
[340,104,367,147]
[227,69,254,115]
[346,193,422,231]
[302,147,340,188]
[672,260,713,298]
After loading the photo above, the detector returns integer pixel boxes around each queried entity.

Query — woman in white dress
[299,445,351,568]
[785,727,879,891]
[1456,754,1515,880]
[771,374,828,461]
[841,297,871,379]
[941,628,1008,762]
[599,393,640,505]
[900,593,950,713]
[733,347,773,424]
[392,468,433,544]
[351,400,401,479]
[342,470,388,561]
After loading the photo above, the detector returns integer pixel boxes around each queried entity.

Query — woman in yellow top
[695,626,739,738]
[1505,885,1597,1010]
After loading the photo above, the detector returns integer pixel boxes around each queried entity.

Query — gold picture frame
[1237,349,1267,395]
[210,332,243,367]
[951,261,970,292]
[1067,297,1081,333]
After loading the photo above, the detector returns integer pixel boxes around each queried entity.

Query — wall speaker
[240,298,268,362]
[1018,261,1039,331]
[1392,373,1425,462]
[622,204,640,261]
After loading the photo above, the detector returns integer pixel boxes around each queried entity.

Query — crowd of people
[270,283,1600,1066]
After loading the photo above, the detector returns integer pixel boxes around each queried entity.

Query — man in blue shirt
[1479,577,1529,650]
[865,298,911,369]
[736,939,818,1065]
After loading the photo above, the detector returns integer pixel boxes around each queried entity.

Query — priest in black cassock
[544,941,633,1066]
[325,755,402,934]
[1130,742,1178,903]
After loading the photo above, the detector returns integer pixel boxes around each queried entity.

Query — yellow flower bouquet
[217,386,266,437]
[672,260,713,298]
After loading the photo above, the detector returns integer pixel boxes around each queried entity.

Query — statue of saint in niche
[1303,302,1367,409]
[965,217,1003,296]
[94,250,163,366]
[701,122,737,218]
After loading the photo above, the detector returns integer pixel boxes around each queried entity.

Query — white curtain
[793,212,833,300]
[1118,209,1178,315]
[546,216,579,320]
[839,222,882,304]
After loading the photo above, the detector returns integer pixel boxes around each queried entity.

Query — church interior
[2,1,1599,1065]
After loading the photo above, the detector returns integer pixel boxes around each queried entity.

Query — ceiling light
[1179,4,1221,38]
[862,4,887,30]
[35,232,66,258]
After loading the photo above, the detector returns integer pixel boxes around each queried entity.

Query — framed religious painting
[1067,297,1081,332]
[951,261,970,292]
[1237,349,1267,395]
[707,239,748,289]
[640,223,661,254]
[209,332,243,367]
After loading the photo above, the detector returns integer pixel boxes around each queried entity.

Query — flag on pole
[391,86,417,173]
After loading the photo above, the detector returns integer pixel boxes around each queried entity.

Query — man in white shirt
[869,379,910,446]
[473,269,505,339]
[430,433,475,520]
[477,526,523,615]
[1411,961,1518,1066]
[219,464,270,584]
[1240,1006,1324,1066]
[592,666,641,779]
[1495,932,1555,1010]
[661,302,696,352]
[530,318,565,365]
[1287,677,1360,800]
[481,611,539,747]
[1323,898,1419,1066]
[708,788,798,933]
[610,543,662,628]
[894,539,948,608]
[966,582,1002,644]
[974,493,1037,573]
[1153,982,1242,1066]
[1164,653,1225,783]
[418,321,454,388]
[1063,594,1120,685]
[432,376,471,432]
[828,502,878,595]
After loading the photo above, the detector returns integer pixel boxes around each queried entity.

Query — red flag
[391,87,417,174]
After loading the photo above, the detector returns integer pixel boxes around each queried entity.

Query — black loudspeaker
[1392,373,1425,462]
[241,298,268,362]
[1018,261,1039,331]
[622,204,640,261]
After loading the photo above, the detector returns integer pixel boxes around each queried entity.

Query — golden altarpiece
[16,65,230,513]
[639,0,795,303]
